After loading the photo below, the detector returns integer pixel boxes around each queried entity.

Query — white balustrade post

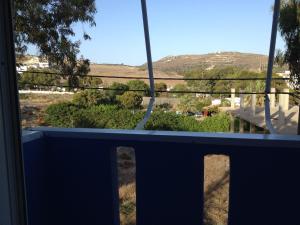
[240,90,245,110]
[279,89,289,124]
[231,88,235,109]
[251,94,257,116]
[270,87,276,108]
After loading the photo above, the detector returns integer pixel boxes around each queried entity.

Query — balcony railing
[22,128,300,225]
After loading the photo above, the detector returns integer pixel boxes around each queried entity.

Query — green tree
[18,69,60,89]
[275,49,286,67]
[73,90,112,107]
[278,0,300,89]
[155,82,167,96]
[171,84,189,97]
[117,92,143,109]
[127,80,150,96]
[80,76,102,88]
[15,0,97,88]
[108,82,129,97]
[178,95,211,113]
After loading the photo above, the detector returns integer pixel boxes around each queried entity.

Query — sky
[31,0,286,66]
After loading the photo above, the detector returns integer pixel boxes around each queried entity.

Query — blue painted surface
[22,128,300,225]
[23,136,48,225]
[23,134,119,225]
[135,142,204,225]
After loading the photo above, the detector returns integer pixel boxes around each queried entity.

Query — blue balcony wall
[22,131,119,225]
[22,128,300,225]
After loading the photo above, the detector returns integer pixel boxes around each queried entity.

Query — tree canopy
[278,0,300,89]
[15,0,97,87]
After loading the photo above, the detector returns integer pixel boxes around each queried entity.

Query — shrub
[108,82,129,97]
[45,103,144,129]
[127,80,150,96]
[18,69,60,90]
[80,76,102,88]
[198,113,231,132]
[155,82,168,96]
[145,111,184,131]
[117,92,143,110]
[45,102,230,133]
[73,89,112,107]
[178,95,211,113]
[44,102,79,127]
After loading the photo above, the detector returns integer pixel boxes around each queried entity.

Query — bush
[45,102,231,133]
[80,77,102,88]
[145,111,184,131]
[198,113,231,132]
[127,80,150,96]
[117,92,143,109]
[178,95,211,113]
[18,69,60,90]
[45,103,144,129]
[45,102,79,127]
[145,111,230,132]
[221,99,231,107]
[73,89,112,107]
[108,82,129,98]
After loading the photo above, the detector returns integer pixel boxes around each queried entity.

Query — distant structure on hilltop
[16,55,49,73]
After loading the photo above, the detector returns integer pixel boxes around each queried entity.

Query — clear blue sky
[36,0,287,66]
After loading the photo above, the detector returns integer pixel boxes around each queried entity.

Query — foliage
[184,67,239,94]
[220,99,231,107]
[73,90,112,107]
[45,102,231,133]
[127,80,150,96]
[144,111,230,132]
[178,95,211,113]
[44,102,79,127]
[183,67,287,95]
[45,103,144,129]
[275,49,286,67]
[80,76,102,88]
[278,0,300,89]
[170,84,189,97]
[108,82,129,97]
[117,92,143,109]
[197,113,231,132]
[155,103,172,111]
[155,82,168,96]
[15,0,97,88]
[18,69,60,89]
[144,111,185,131]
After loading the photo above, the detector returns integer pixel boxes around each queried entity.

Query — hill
[149,52,268,73]
[89,64,185,87]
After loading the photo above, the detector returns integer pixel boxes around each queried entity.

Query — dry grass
[89,64,185,87]
[204,155,230,225]
[152,52,268,72]
[19,94,73,128]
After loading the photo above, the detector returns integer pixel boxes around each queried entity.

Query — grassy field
[89,64,185,87]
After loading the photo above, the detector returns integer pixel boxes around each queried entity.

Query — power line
[21,82,294,95]
[22,70,290,81]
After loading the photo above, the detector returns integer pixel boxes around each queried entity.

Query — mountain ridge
[148,52,268,73]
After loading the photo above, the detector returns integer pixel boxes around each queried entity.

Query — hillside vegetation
[147,52,269,73]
